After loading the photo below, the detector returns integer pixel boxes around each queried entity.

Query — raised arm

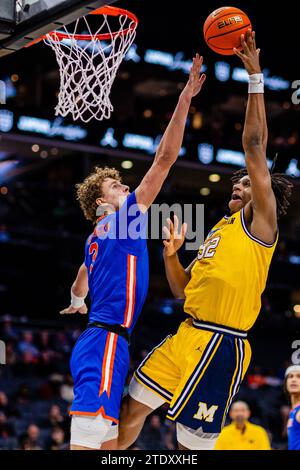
[162,216,195,299]
[234,31,277,244]
[60,263,88,315]
[135,54,206,210]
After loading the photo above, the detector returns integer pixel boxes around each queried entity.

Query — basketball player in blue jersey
[284,365,300,450]
[118,31,294,450]
[59,55,206,450]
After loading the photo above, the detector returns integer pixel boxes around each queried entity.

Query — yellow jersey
[184,208,278,331]
[214,421,271,450]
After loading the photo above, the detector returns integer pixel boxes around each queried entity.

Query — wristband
[71,289,86,308]
[248,73,264,94]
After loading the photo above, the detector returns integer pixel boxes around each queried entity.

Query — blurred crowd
[0,315,292,450]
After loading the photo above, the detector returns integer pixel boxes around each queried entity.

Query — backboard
[0,0,116,57]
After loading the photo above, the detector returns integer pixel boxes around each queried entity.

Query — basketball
[204,6,252,55]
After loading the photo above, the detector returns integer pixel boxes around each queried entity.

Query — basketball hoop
[30,6,138,122]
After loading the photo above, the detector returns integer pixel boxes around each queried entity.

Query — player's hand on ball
[180,54,206,102]
[234,30,261,75]
[60,303,88,315]
[163,215,188,257]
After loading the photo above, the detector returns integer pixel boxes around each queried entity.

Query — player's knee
[176,423,219,450]
[128,377,165,416]
[120,394,152,427]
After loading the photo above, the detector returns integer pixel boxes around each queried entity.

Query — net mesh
[44,11,137,122]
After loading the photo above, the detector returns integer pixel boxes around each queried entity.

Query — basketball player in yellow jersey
[118,30,293,450]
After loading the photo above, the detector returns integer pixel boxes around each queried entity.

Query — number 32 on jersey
[197,236,221,261]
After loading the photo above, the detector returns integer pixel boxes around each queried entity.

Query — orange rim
[25,6,138,47]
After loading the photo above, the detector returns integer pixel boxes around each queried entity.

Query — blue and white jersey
[287,404,300,450]
[84,191,149,334]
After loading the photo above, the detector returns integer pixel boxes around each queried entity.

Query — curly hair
[231,168,294,219]
[76,166,121,223]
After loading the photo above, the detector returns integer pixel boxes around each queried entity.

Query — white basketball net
[44,12,137,122]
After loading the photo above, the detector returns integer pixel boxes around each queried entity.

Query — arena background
[0,0,300,450]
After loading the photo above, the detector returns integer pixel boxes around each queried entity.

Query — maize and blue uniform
[70,191,148,424]
[287,405,300,450]
[133,208,277,436]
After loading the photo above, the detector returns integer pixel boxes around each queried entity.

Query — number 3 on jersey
[89,242,99,273]
[197,236,221,261]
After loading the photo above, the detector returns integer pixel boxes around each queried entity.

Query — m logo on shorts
[193,402,219,423]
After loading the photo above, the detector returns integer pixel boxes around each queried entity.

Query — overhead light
[293,305,300,316]
[288,136,297,145]
[0,186,8,195]
[143,109,153,118]
[11,74,19,83]
[159,89,167,97]
[119,71,130,80]
[192,112,203,129]
[31,144,40,153]
[209,173,221,183]
[40,151,48,159]
[50,148,59,156]
[200,187,210,196]
[121,160,133,170]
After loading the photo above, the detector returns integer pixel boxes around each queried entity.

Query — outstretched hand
[60,303,88,315]
[234,29,261,75]
[180,54,206,102]
[163,215,188,257]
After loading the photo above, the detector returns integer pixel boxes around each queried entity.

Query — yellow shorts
[134,318,251,433]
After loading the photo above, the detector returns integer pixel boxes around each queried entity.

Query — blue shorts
[70,327,129,423]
